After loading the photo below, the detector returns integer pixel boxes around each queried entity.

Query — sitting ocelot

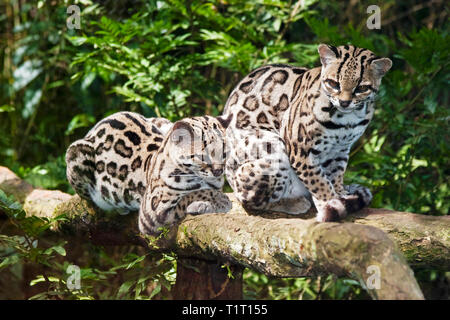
[222,44,392,222]
[66,111,233,235]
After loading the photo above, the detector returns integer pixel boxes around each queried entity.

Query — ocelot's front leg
[323,156,348,196]
[324,155,372,214]
[139,188,183,235]
[290,152,363,222]
[227,158,311,215]
[292,162,340,222]
[185,189,232,215]
[225,128,311,215]
[139,188,232,235]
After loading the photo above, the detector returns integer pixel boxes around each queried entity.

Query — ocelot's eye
[325,79,340,90]
[354,85,370,94]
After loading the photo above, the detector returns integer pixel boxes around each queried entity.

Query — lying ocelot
[66,111,233,235]
[223,44,392,222]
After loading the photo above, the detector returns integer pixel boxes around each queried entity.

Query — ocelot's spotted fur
[223,44,392,221]
[66,111,232,235]
[139,115,233,235]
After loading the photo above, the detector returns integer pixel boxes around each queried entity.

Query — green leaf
[47,80,65,90]
[0,254,20,269]
[30,275,60,286]
[68,36,88,46]
[53,245,66,257]
[118,281,134,297]
[424,95,437,114]
[65,114,96,135]
[22,87,42,119]
[0,105,15,112]
[149,283,161,299]
[126,255,146,270]
[12,59,42,92]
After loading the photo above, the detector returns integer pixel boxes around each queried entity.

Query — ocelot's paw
[316,198,350,222]
[186,201,216,215]
[186,195,232,215]
[315,185,372,222]
[343,184,372,212]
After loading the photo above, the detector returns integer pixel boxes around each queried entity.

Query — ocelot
[222,44,392,222]
[66,111,233,235]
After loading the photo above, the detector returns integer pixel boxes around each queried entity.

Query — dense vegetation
[0,0,448,299]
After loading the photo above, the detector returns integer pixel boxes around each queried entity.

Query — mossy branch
[2,166,448,299]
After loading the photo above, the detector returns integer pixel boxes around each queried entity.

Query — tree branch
[2,166,448,299]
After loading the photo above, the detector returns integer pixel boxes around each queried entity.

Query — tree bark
[173,259,243,300]
[2,166,448,299]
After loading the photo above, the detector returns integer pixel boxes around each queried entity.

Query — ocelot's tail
[65,139,96,200]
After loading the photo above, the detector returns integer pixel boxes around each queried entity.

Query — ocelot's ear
[318,44,340,67]
[370,58,392,78]
[216,114,233,130]
[171,121,194,146]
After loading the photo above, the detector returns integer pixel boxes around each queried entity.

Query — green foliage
[68,0,319,120]
[0,0,448,300]
[22,156,71,191]
[243,270,369,300]
[0,190,176,300]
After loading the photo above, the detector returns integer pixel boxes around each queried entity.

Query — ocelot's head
[168,114,232,181]
[318,44,392,113]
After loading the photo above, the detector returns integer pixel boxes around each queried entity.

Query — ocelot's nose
[339,100,351,108]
